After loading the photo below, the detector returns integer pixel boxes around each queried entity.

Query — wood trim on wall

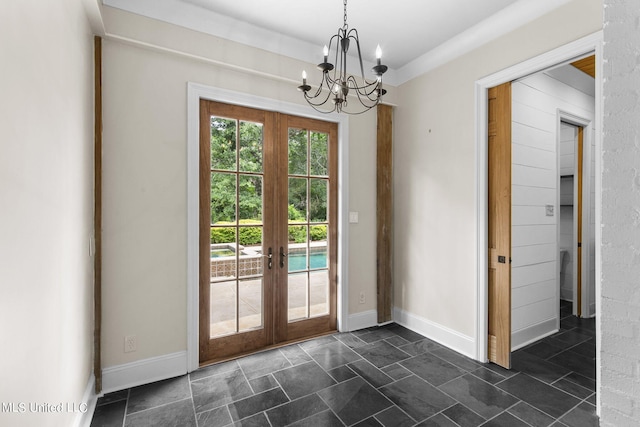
[94,35,103,393]
[376,104,393,323]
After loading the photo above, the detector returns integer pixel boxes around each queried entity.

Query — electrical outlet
[124,335,137,353]
[359,291,365,304]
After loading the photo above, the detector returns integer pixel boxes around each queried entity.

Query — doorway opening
[477,33,602,372]
[186,84,350,373]
[559,120,594,320]
[199,100,338,365]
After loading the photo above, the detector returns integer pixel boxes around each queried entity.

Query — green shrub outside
[288,225,305,243]
[211,220,262,245]
[211,208,327,245]
[287,224,327,243]
[310,225,327,241]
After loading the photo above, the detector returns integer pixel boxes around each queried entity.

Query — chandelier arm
[351,89,380,111]
[328,32,342,86]
[304,89,334,109]
[307,102,338,114]
[346,75,379,98]
[347,29,367,80]
[347,78,379,106]
[356,83,382,101]
[342,99,376,115]
[305,73,334,106]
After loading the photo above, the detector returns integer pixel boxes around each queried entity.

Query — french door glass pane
[288,177,307,222]
[211,173,236,224]
[210,227,237,278]
[288,242,308,272]
[239,279,263,332]
[309,179,328,222]
[310,270,329,317]
[210,117,236,171]
[310,131,328,176]
[239,175,263,221]
[288,128,307,175]
[239,121,263,173]
[288,273,308,321]
[238,226,263,278]
[210,280,236,338]
[310,246,327,269]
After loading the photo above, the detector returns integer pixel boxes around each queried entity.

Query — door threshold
[198,329,337,368]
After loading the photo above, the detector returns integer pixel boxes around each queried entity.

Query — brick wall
[601,0,640,424]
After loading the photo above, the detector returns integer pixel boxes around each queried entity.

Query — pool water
[211,249,235,258]
[288,252,327,271]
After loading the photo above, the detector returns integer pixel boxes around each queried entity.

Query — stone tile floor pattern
[91,301,598,427]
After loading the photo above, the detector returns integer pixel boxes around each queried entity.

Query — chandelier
[297,0,388,114]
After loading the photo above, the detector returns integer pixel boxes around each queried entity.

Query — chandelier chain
[343,0,348,30]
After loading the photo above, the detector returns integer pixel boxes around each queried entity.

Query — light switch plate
[545,205,554,216]
[349,212,359,223]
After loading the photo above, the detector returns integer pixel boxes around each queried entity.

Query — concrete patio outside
[209,271,329,338]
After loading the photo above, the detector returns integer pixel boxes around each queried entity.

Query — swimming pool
[211,248,235,258]
[288,251,327,271]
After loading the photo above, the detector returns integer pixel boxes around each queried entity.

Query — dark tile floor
[91,301,598,427]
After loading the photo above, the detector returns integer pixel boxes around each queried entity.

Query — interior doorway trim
[474,31,603,366]
[186,83,350,372]
[557,111,593,321]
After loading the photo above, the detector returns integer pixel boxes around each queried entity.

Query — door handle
[264,247,273,269]
[279,246,288,268]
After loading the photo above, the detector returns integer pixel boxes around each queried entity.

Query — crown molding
[394,0,572,84]
[102,0,570,87]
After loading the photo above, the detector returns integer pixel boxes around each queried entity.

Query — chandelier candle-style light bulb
[298,70,311,93]
[297,0,388,114]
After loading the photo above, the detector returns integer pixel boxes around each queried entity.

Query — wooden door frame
[186,83,350,372]
[474,32,603,363]
[557,112,593,320]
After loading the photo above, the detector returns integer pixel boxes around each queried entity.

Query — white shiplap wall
[511,69,595,349]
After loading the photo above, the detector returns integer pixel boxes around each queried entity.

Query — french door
[199,100,337,364]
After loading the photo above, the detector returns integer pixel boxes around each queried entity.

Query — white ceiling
[102,0,571,85]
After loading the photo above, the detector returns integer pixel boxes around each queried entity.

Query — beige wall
[0,1,95,426]
[101,0,602,370]
[393,0,602,339]
[100,7,385,368]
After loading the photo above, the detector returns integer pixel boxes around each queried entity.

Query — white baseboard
[393,307,476,359]
[511,318,558,351]
[102,351,188,394]
[347,309,378,331]
[72,374,98,427]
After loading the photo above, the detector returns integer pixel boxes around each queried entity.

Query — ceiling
[102,0,572,85]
